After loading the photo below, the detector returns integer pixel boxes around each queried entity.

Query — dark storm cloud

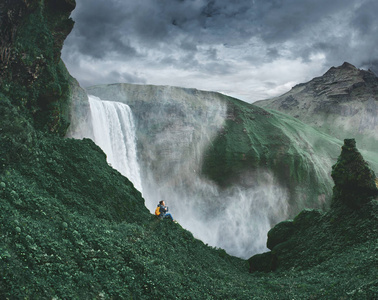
[62,0,378,101]
[67,0,375,61]
[66,0,207,60]
[351,0,378,36]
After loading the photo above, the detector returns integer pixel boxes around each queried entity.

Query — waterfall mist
[143,169,288,258]
[73,88,290,259]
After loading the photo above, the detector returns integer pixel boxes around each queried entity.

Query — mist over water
[75,91,290,259]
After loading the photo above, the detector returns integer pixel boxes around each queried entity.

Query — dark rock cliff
[0,0,75,136]
[249,139,378,275]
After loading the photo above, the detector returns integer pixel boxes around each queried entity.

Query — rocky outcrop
[249,139,378,272]
[0,0,76,136]
[331,139,378,209]
[255,63,378,155]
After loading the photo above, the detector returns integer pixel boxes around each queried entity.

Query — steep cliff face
[0,0,75,136]
[255,62,378,155]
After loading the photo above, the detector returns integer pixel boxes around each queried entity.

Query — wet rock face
[331,139,378,209]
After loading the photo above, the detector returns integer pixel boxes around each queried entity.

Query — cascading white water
[88,95,143,192]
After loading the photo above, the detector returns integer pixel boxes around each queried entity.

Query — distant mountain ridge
[255,62,378,153]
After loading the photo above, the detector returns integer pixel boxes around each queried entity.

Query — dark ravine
[1,0,377,299]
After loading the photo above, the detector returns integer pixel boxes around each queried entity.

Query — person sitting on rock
[157,200,175,222]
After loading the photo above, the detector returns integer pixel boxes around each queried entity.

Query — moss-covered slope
[1,135,377,298]
[201,97,342,213]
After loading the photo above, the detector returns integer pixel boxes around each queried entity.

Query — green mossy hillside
[0,134,250,299]
[1,136,377,299]
[202,97,341,213]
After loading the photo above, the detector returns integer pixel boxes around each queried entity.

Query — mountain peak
[254,62,378,153]
[340,61,357,70]
[322,62,361,79]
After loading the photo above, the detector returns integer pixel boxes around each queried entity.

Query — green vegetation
[249,139,378,299]
[0,0,377,299]
[202,97,342,212]
[1,134,377,298]
[0,0,74,136]
[0,134,375,299]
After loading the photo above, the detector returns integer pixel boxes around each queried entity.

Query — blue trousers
[163,213,173,220]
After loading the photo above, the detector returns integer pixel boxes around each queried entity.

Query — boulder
[266,220,294,250]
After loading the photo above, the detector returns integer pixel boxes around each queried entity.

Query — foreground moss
[0,135,377,299]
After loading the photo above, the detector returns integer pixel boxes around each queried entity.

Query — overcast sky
[62,0,378,103]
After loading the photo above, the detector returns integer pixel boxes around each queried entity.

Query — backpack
[155,206,161,216]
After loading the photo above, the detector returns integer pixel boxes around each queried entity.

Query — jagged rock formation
[249,139,378,282]
[255,62,378,155]
[331,139,378,209]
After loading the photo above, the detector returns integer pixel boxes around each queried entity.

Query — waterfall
[88,95,143,193]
